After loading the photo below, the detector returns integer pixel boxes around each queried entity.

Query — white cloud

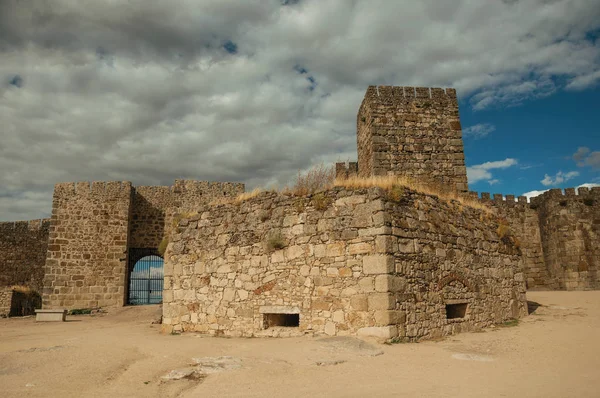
[572,146,600,169]
[462,123,495,139]
[577,183,600,189]
[540,170,580,186]
[1,0,600,220]
[467,158,518,185]
[521,189,549,200]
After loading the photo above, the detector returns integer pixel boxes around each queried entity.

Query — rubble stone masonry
[356,86,468,193]
[42,182,133,309]
[532,187,600,290]
[162,187,526,340]
[0,219,50,291]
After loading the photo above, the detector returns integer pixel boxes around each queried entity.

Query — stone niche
[162,186,527,342]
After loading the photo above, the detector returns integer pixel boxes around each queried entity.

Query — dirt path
[1,291,599,397]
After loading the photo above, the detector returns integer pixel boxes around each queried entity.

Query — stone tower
[354,85,468,193]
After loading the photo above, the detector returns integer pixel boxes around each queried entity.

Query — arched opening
[128,254,164,305]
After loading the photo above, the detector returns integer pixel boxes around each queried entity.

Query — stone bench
[35,309,67,322]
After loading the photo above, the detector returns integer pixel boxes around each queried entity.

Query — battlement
[53,181,133,197]
[530,187,600,205]
[362,85,457,104]
[0,218,51,232]
[335,162,358,180]
[463,187,600,209]
[171,179,244,195]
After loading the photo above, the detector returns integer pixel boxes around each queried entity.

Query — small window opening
[263,313,299,328]
[446,303,468,319]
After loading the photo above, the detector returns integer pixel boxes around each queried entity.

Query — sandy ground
[1,291,599,398]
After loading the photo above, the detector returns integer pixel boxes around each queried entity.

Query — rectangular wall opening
[446,303,468,319]
[263,313,299,328]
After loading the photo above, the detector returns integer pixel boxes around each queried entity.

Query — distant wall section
[0,219,50,291]
[533,187,600,290]
[129,180,245,249]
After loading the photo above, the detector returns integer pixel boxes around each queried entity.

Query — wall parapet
[363,85,457,104]
[335,162,358,180]
[0,218,51,231]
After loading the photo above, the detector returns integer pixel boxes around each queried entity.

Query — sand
[1,291,599,397]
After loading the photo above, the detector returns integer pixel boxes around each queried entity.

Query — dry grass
[334,175,494,213]
[210,188,263,206]
[283,163,336,196]
[10,285,33,294]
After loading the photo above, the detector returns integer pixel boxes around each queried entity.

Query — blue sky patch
[223,40,238,54]
[9,75,23,88]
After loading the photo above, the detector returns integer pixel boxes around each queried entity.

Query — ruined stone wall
[356,86,468,193]
[532,187,600,290]
[0,219,50,291]
[130,180,245,249]
[162,188,390,337]
[163,186,526,340]
[0,286,11,317]
[384,189,527,341]
[42,181,132,309]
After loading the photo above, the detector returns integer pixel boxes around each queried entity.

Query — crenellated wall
[357,86,468,193]
[42,181,133,309]
[463,187,600,290]
[0,219,50,291]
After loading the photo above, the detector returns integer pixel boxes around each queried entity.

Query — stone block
[35,309,67,322]
[363,255,394,275]
[367,293,394,310]
[374,310,405,326]
[357,326,398,339]
[350,295,368,311]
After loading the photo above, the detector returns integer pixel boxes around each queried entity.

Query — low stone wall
[0,287,12,317]
[163,186,527,340]
[0,287,41,317]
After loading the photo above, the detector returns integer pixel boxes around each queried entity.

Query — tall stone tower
[354,85,468,193]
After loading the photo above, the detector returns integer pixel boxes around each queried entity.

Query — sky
[1,0,599,221]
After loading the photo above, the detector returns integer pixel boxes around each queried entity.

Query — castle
[0,85,598,341]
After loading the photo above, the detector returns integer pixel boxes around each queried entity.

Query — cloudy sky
[1,0,599,221]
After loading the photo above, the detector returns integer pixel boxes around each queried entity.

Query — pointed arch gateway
[127,248,164,305]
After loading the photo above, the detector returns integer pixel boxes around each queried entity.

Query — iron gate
[128,249,164,305]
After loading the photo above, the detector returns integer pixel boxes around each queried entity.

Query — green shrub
[266,232,286,252]
[312,193,332,211]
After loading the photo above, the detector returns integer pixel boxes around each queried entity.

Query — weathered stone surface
[0,220,49,291]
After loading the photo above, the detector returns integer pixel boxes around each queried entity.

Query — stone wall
[357,86,468,193]
[0,286,11,317]
[162,188,390,337]
[532,187,600,290]
[385,189,527,340]
[162,187,526,340]
[467,192,555,290]
[130,180,244,249]
[42,181,133,309]
[0,219,50,291]
[0,287,41,317]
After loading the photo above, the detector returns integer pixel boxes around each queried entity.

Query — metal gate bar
[128,250,164,305]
